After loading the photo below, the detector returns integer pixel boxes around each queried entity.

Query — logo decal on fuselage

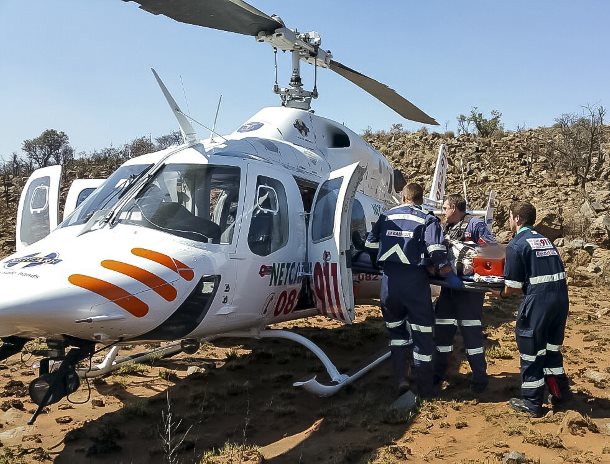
[3,252,62,269]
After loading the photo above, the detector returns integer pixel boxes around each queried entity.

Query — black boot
[509,397,543,418]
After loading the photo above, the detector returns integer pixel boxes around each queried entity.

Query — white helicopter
[0,0,497,425]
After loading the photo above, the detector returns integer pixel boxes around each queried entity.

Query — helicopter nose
[0,274,91,338]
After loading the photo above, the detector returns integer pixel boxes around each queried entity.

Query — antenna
[210,95,223,143]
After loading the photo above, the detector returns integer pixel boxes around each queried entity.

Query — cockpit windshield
[60,164,153,228]
[115,164,241,244]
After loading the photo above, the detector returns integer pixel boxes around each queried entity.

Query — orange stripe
[68,274,149,317]
[131,248,194,281]
[101,260,177,302]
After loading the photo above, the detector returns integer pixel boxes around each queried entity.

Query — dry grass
[522,430,565,449]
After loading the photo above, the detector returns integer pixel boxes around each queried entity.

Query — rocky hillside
[1,128,608,284]
[365,128,610,286]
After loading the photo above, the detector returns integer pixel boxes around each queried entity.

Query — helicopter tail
[423,144,447,212]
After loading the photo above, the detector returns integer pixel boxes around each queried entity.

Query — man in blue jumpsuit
[365,183,450,397]
[434,194,496,393]
[499,201,570,417]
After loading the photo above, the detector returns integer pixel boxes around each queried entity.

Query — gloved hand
[444,271,464,289]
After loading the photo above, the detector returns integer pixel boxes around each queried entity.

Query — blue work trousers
[434,288,488,385]
[516,291,569,411]
[381,263,434,396]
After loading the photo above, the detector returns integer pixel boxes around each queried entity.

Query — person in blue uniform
[434,194,496,393]
[498,201,570,417]
[365,183,450,397]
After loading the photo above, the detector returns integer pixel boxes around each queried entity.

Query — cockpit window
[116,164,241,244]
[60,164,153,228]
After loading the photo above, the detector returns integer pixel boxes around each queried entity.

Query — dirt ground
[0,287,609,464]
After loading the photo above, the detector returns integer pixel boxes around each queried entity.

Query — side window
[248,176,289,256]
[350,199,367,250]
[311,177,342,242]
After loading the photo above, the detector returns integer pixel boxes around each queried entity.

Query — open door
[308,162,364,323]
[16,165,62,251]
[63,179,105,220]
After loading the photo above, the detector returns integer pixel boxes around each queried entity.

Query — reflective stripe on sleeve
[390,339,411,346]
[459,320,482,327]
[505,280,523,288]
[413,352,432,362]
[546,343,561,351]
[543,367,565,375]
[386,320,404,329]
[435,318,457,325]
[410,324,433,333]
[530,272,566,285]
[427,244,446,253]
[436,345,453,353]
[364,240,379,249]
[466,347,484,355]
[379,244,410,264]
[522,378,545,389]
[387,213,426,224]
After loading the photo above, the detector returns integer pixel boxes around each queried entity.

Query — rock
[186,366,206,376]
[558,410,599,435]
[592,202,607,213]
[584,369,608,387]
[584,243,599,253]
[56,416,73,424]
[503,451,527,463]
[534,212,562,242]
[92,399,105,408]
[568,239,586,249]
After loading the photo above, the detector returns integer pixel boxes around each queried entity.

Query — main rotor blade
[124,0,283,36]
[329,60,438,125]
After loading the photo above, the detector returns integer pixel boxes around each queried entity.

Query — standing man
[365,183,450,398]
[499,201,570,417]
[434,194,496,393]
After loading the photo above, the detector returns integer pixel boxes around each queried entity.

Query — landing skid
[76,342,183,379]
[215,329,391,397]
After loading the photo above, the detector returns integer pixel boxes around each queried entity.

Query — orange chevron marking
[131,248,194,281]
[101,260,177,302]
[68,274,149,317]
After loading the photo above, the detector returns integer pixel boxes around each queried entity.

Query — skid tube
[76,342,183,379]
[215,329,391,397]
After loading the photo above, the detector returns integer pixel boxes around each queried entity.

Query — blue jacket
[504,226,568,296]
[365,204,448,269]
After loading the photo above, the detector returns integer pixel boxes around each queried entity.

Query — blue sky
[1,1,609,157]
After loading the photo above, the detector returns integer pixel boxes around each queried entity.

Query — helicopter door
[63,178,105,220]
[16,165,62,251]
[308,162,365,323]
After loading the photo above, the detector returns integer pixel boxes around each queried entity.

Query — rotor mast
[257,27,331,111]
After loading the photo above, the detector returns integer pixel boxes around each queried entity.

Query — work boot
[509,398,543,418]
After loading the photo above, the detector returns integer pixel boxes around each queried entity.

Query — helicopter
[0,0,499,425]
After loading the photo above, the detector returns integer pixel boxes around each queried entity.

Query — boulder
[534,212,563,242]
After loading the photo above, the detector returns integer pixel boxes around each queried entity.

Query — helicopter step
[215,329,391,397]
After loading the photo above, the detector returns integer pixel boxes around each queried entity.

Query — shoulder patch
[526,237,554,250]
[535,249,558,258]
